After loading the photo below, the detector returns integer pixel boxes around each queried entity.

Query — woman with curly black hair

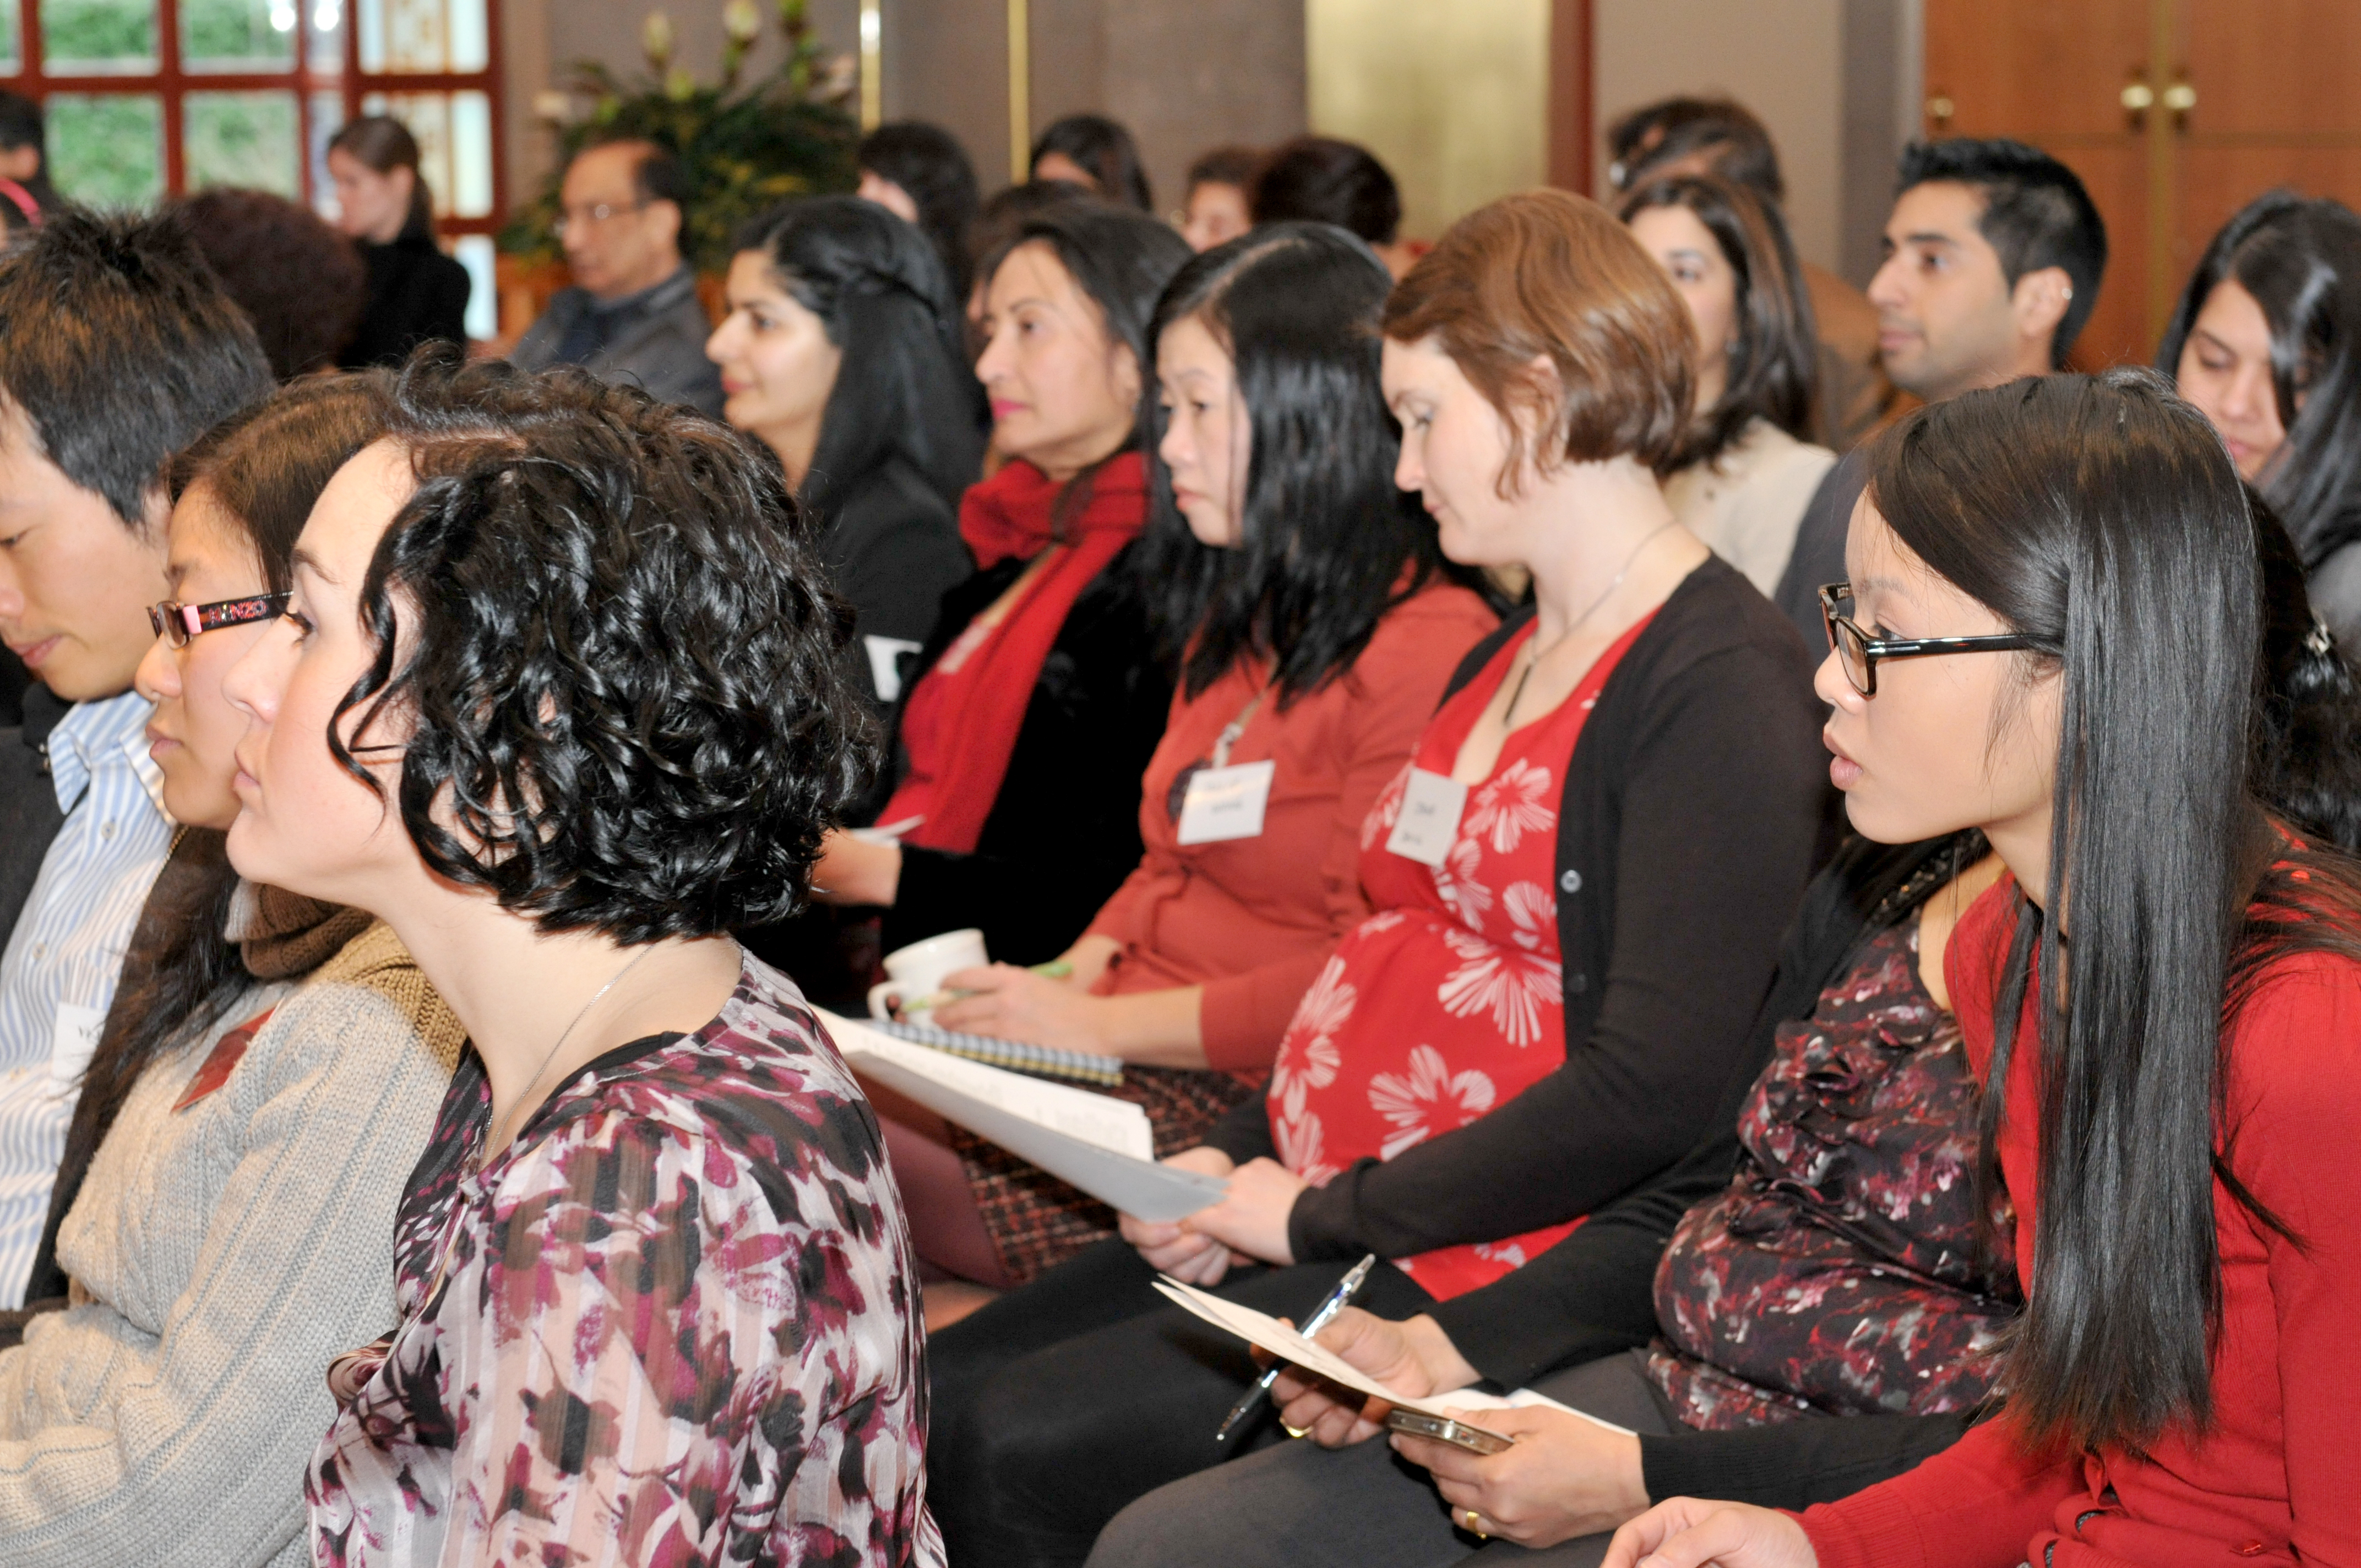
[218,360,939,1565]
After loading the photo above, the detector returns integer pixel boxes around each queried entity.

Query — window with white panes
[10,0,501,336]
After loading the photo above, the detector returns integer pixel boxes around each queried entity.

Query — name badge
[1176,759,1276,846]
[863,635,925,704]
[1385,767,1469,867]
[48,1001,106,1097]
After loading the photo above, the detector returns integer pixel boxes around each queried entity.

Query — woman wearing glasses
[0,374,466,1566]
[1610,373,2361,1568]
[923,189,1830,1568]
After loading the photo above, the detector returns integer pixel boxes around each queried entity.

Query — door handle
[2121,68,2153,132]
[2162,73,2195,132]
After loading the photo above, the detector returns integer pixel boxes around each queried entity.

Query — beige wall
[1306,0,1549,244]
[1593,0,1845,270]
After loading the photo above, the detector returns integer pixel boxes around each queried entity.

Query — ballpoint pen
[1213,1252,1379,1445]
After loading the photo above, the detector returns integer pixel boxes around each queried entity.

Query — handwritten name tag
[1384,768,1470,867]
[1176,759,1276,845]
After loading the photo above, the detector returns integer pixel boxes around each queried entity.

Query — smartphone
[1385,1408,1515,1454]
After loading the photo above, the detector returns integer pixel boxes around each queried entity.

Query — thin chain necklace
[1502,518,1677,728]
[476,944,660,1171]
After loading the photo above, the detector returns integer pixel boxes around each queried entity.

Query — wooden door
[1925,0,2361,368]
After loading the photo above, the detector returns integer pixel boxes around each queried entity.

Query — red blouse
[1084,582,1495,1070]
[1267,615,1651,1300]
[1798,876,2361,1568]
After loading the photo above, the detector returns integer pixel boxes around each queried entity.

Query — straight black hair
[2157,190,2361,569]
[0,210,272,529]
[1249,138,1401,247]
[1896,138,2107,367]
[2250,487,2361,852]
[735,195,986,524]
[63,373,396,1197]
[1138,224,1487,707]
[1867,368,2361,1452]
[859,120,981,300]
[1030,113,1152,211]
[978,202,1193,459]
[1619,172,1819,468]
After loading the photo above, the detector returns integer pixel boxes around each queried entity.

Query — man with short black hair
[0,210,273,1306]
[1250,135,1413,276]
[1770,137,2108,646]
[512,137,725,416]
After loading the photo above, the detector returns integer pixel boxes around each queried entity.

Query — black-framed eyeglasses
[1817,584,2039,697]
[147,592,290,649]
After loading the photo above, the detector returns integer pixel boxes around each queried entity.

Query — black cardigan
[1424,831,1989,1510]
[338,233,472,368]
[816,456,975,711]
[0,684,69,948]
[1207,556,1833,1261]
[872,538,1173,965]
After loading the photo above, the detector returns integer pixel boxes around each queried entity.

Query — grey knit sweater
[0,920,463,1566]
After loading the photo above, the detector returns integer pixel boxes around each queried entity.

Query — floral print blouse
[1647,921,2021,1428]
[306,952,943,1567]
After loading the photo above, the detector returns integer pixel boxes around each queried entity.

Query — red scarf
[884,453,1147,853]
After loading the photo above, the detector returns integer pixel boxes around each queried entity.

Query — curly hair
[334,356,875,943]
[178,187,369,379]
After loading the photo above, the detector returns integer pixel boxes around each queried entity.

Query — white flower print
[1367,1044,1497,1158]
[1273,1110,1341,1186]
[1472,1238,1529,1268]
[1436,835,1494,930]
[1360,910,1407,934]
[1500,880,1557,952]
[1361,763,1415,849]
[1436,927,1563,1047]
[1272,957,1353,1120]
[1464,759,1555,854]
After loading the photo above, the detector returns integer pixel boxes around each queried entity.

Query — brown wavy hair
[1381,188,1694,492]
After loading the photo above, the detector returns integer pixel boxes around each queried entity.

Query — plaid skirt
[953,1066,1262,1284]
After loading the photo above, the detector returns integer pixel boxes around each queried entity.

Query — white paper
[818,1010,1231,1222]
[1175,759,1275,845]
[48,1001,105,1097]
[1151,1276,1635,1436]
[1385,768,1470,867]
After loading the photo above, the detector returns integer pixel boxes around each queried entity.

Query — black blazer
[338,234,471,368]
[1209,556,1833,1262]
[872,539,1173,965]
[0,684,69,948]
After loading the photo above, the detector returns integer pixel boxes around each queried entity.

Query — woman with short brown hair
[923,188,1830,1568]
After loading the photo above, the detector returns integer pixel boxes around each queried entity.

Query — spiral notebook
[863,1016,1125,1086]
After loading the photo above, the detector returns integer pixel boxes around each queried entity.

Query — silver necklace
[477,944,660,1170]
[1503,518,1677,727]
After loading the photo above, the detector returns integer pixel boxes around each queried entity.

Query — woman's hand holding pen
[1392,1405,1650,1548]
[1119,1147,1238,1284]
[1177,1157,1307,1264]
[1266,1310,1480,1446]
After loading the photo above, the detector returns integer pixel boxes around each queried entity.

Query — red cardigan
[1082,581,1496,1071]
[1798,876,2361,1568]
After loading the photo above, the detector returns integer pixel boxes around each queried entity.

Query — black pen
[1213,1253,1379,1445]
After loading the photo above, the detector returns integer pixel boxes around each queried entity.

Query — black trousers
[926,1238,1438,1568]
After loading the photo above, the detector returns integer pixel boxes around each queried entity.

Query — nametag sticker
[1175,759,1277,846]
[173,1008,276,1112]
[1385,768,1470,867]
[47,1002,106,1097]
[864,635,924,704]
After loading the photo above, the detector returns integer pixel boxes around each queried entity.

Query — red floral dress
[1267,617,1651,1299]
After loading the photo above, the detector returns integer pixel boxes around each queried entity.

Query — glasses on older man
[1817,583,2039,697]
[147,592,290,649]
[552,200,650,239]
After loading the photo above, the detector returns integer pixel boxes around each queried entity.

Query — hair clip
[2305,613,2335,657]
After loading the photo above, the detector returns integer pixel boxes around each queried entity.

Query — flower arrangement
[498,0,860,271]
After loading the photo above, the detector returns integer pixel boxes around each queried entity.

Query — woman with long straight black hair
[1609,369,2361,1568]
[2162,190,2361,643]
[876,225,1499,1293]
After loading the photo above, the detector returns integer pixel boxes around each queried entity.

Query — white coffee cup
[867,928,990,1021]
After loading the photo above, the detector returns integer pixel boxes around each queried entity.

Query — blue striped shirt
[0,689,173,1305]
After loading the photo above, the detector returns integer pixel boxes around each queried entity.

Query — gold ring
[1461,1507,1487,1539]
[1282,1422,1309,1439]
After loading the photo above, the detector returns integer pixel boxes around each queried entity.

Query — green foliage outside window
[42,0,154,66]
[48,92,161,206]
[186,91,300,195]
[182,0,296,68]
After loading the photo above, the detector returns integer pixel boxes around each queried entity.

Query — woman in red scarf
[811,205,1190,962]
